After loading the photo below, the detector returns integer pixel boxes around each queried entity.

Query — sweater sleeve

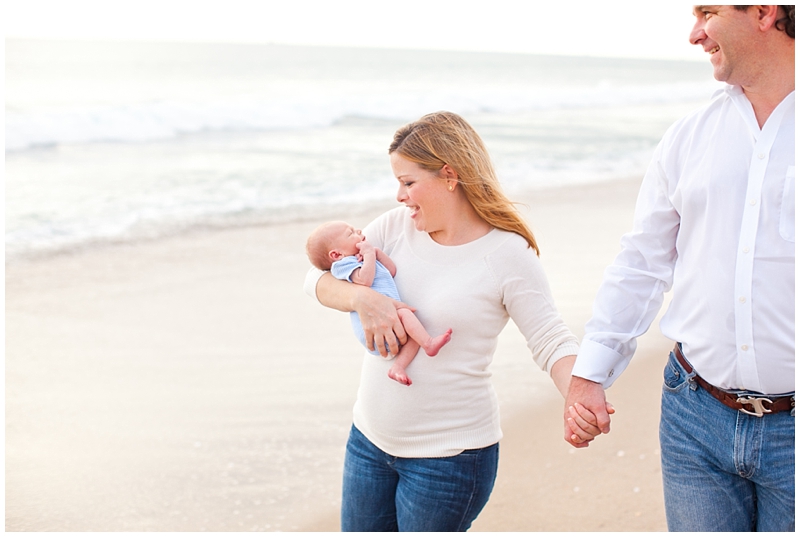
[486,234,580,373]
[303,267,325,303]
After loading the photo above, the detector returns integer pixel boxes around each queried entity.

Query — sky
[5,0,706,61]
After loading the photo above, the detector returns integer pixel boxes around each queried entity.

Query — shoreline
[4,175,637,268]
[6,175,670,531]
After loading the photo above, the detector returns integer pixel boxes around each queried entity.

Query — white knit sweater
[305,207,579,457]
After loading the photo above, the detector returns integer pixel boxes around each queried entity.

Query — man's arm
[564,139,679,447]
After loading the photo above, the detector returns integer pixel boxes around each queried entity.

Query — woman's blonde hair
[389,111,539,254]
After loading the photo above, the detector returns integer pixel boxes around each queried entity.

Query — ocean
[5,39,719,261]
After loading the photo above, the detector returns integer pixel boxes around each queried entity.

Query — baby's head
[306,221,365,270]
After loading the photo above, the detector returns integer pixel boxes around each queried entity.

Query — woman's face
[391,152,450,234]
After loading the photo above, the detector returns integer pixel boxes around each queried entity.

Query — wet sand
[6,177,670,531]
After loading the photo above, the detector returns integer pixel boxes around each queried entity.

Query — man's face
[689,5,757,85]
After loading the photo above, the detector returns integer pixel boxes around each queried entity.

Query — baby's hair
[306,221,344,270]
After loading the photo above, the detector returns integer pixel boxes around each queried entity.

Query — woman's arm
[549,354,576,398]
[488,240,611,443]
[315,271,410,356]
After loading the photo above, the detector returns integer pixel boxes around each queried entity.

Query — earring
[448,184,454,191]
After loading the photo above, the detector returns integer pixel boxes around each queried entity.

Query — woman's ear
[441,164,459,191]
[440,164,458,181]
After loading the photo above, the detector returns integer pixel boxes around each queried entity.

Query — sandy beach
[6,176,672,531]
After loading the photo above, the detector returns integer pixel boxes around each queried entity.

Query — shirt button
[749,199,757,206]
[743,247,750,253]
[758,153,765,159]
[741,344,749,351]
[608,369,615,377]
[739,296,746,303]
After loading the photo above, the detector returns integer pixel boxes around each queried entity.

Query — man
[564,5,794,532]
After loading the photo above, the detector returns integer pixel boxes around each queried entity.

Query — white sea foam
[5,39,717,259]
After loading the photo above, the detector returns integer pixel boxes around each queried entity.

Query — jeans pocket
[779,166,795,242]
[663,354,689,392]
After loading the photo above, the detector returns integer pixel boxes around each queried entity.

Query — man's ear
[755,5,780,32]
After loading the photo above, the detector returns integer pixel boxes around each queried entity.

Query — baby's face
[330,223,365,256]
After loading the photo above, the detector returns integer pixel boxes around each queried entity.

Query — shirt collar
[724,84,745,96]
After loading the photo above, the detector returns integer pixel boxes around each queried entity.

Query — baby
[306,221,452,385]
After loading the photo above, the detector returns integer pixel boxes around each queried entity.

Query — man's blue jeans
[660,348,795,531]
[340,425,498,532]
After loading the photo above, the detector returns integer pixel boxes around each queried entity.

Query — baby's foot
[423,329,453,356]
[388,365,412,386]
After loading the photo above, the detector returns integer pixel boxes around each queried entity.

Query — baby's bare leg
[387,340,420,386]
[396,308,452,356]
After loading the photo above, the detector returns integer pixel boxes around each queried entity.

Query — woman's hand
[353,284,412,357]
[565,400,615,446]
[314,271,414,357]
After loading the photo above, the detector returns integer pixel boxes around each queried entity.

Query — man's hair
[734,5,795,38]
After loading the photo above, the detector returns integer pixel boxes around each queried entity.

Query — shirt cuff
[303,267,325,303]
[572,338,626,389]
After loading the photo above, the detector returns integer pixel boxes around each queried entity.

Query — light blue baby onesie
[331,255,400,356]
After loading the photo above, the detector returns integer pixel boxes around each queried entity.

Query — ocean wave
[4,190,397,262]
[5,81,719,151]
[5,150,654,262]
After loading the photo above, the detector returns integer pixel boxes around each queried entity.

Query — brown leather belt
[673,343,794,417]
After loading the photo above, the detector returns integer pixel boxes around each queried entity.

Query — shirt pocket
[779,165,795,242]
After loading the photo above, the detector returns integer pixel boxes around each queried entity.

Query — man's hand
[563,376,613,448]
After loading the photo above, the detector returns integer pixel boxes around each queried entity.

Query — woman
[304,111,598,531]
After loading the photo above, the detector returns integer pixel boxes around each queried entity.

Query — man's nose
[689,20,706,45]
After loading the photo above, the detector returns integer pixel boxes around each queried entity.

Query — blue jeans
[341,425,498,532]
[660,348,795,531]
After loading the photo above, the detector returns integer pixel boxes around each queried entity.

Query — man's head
[690,5,794,87]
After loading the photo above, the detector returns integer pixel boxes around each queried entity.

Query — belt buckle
[736,396,773,417]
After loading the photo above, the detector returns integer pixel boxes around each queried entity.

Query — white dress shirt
[572,86,795,395]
